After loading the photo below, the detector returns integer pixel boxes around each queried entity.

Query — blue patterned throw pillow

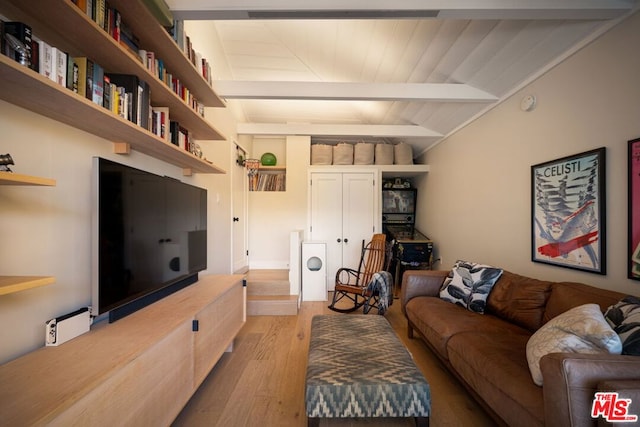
[439,260,503,314]
[604,296,640,355]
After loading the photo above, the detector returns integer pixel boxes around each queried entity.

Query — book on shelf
[151,106,169,142]
[85,59,94,101]
[91,62,104,106]
[94,0,106,30]
[107,74,151,130]
[102,74,111,110]
[252,172,286,192]
[30,37,39,72]
[4,21,32,69]
[38,40,54,81]
[73,57,90,98]
[67,57,78,93]
[54,48,67,88]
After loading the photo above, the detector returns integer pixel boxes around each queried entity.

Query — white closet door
[341,173,376,274]
[310,173,343,290]
[309,172,376,290]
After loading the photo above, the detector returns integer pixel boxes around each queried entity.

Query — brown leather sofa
[400,269,640,427]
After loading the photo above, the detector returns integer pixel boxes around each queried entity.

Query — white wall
[418,11,640,296]
[248,136,310,269]
[0,23,237,365]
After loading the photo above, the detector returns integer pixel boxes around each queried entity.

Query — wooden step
[245,269,290,296]
[247,295,298,316]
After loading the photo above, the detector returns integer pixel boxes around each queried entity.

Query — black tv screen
[92,157,207,322]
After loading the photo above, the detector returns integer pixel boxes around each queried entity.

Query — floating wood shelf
[0,276,55,296]
[0,0,228,174]
[0,172,56,186]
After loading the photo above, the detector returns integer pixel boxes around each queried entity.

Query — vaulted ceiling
[165,0,638,155]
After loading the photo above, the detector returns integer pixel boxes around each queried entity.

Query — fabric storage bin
[311,144,333,165]
[394,142,413,165]
[375,143,394,165]
[333,143,354,165]
[354,142,374,165]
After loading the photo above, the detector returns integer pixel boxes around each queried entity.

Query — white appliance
[302,242,327,301]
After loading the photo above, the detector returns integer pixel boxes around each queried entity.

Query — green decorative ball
[260,152,277,166]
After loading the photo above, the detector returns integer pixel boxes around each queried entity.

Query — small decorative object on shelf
[189,141,203,158]
[260,152,277,166]
[0,153,15,172]
[245,158,261,191]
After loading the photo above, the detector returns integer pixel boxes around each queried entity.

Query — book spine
[94,0,106,30]
[85,59,94,100]
[75,57,88,98]
[103,75,111,110]
[4,22,32,68]
[39,41,53,81]
[55,49,67,87]
[92,62,104,106]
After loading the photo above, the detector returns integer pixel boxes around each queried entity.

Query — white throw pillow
[526,303,622,386]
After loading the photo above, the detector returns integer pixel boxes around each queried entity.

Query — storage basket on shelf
[354,142,374,165]
[375,143,394,165]
[333,143,354,165]
[311,144,333,165]
[394,142,414,165]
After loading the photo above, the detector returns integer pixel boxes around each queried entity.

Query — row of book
[138,49,205,116]
[1,15,201,154]
[70,0,209,117]
[250,173,287,192]
[168,20,214,86]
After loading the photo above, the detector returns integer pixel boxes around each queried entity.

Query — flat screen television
[92,157,207,322]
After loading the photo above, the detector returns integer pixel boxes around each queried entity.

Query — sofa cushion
[439,260,503,314]
[486,271,552,332]
[447,330,543,427]
[405,296,529,361]
[526,304,622,386]
[604,295,640,355]
[543,282,625,324]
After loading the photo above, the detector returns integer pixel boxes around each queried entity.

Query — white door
[341,173,376,272]
[309,172,376,290]
[232,148,249,273]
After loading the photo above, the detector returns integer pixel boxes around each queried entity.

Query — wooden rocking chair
[327,233,387,313]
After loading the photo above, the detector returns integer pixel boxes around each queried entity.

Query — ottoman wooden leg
[307,417,320,427]
[415,416,429,426]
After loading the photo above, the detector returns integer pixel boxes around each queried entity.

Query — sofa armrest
[540,352,640,427]
[400,270,449,315]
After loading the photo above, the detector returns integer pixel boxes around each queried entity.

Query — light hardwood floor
[173,295,495,427]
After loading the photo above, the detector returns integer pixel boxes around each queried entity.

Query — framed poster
[629,138,640,280]
[531,148,606,274]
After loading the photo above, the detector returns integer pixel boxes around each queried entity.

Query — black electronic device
[381,188,417,225]
[92,157,207,322]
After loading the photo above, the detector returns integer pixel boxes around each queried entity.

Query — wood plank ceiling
[166,0,638,154]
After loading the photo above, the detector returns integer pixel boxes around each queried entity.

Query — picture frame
[628,138,640,280]
[531,147,606,274]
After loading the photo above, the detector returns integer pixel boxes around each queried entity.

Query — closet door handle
[337,238,342,243]
[344,238,349,243]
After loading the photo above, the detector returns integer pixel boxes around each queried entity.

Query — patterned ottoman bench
[305,315,430,426]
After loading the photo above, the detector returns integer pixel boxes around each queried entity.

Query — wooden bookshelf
[0,56,224,174]
[107,0,224,108]
[0,172,56,186]
[0,276,55,296]
[0,0,228,173]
